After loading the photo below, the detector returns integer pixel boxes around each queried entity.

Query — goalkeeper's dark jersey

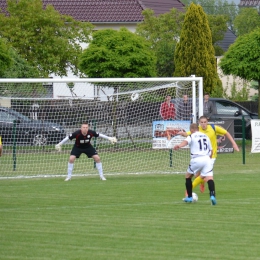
[69,130,99,148]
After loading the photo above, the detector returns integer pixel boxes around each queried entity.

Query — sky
[227,0,240,4]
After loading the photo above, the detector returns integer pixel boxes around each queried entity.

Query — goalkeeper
[55,122,117,181]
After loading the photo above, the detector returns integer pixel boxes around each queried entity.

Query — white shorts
[187,156,213,177]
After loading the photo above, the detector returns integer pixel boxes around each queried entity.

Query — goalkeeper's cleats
[100,176,106,181]
[64,176,71,181]
[183,197,193,203]
[200,183,205,193]
[210,196,217,205]
[55,144,61,152]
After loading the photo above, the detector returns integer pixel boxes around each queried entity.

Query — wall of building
[217,56,258,99]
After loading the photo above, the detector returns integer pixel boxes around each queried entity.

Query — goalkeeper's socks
[192,175,204,189]
[68,163,74,178]
[207,179,216,197]
[96,162,103,177]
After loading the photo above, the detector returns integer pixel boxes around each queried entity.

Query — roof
[216,28,237,52]
[0,0,185,23]
[239,0,260,6]
[139,0,185,16]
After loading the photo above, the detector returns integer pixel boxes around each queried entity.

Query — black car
[208,98,258,139]
[0,107,66,145]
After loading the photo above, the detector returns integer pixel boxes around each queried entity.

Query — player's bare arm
[176,130,188,137]
[225,132,240,152]
[173,140,188,150]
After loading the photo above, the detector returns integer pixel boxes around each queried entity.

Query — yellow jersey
[0,136,2,145]
[187,125,227,159]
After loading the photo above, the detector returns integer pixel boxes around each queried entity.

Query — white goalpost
[0,76,203,179]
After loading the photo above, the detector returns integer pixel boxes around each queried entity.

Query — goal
[0,76,203,179]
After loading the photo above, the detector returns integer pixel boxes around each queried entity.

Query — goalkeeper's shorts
[71,145,98,158]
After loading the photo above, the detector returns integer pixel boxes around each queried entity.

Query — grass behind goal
[0,151,260,260]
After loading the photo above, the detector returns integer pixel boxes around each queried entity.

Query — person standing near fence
[179,94,192,121]
[203,93,214,119]
[160,95,175,120]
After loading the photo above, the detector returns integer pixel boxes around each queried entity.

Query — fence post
[12,120,17,171]
[242,116,245,164]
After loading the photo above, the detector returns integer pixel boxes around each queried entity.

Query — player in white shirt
[174,123,217,205]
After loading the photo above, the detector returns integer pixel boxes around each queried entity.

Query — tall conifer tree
[174,3,220,94]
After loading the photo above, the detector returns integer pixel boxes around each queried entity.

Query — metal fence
[237,101,258,113]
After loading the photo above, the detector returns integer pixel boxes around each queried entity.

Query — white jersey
[185,131,212,158]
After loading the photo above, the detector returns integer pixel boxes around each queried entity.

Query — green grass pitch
[0,149,260,259]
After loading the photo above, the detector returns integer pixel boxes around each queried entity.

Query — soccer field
[0,151,260,260]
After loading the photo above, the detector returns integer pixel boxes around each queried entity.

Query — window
[0,111,16,123]
[215,101,249,116]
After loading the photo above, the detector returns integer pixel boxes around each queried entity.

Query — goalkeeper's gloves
[55,144,62,152]
[108,137,117,144]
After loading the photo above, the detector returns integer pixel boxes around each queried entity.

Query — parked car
[172,97,258,139]
[208,98,258,139]
[0,107,66,145]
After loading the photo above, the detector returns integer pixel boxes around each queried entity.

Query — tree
[0,47,47,97]
[219,29,260,116]
[3,48,40,78]
[250,81,258,101]
[207,14,229,55]
[223,82,249,101]
[0,38,12,77]
[79,28,156,78]
[136,8,227,74]
[0,37,43,96]
[79,28,157,138]
[0,0,93,77]
[174,3,220,94]
[136,8,185,77]
[182,0,239,32]
[233,7,260,36]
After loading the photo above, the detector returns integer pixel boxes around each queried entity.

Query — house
[1,0,254,99]
[0,0,186,99]
[216,1,259,98]
[0,0,185,32]
[239,0,260,6]
[216,29,244,98]
[216,28,237,52]
[238,0,260,37]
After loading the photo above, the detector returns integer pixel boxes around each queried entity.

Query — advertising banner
[152,120,235,153]
[152,120,190,149]
[251,120,260,153]
[208,120,234,153]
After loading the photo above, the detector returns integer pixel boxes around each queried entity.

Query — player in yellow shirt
[179,116,239,194]
[0,136,3,157]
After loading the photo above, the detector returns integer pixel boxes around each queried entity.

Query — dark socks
[186,178,192,197]
[207,179,216,197]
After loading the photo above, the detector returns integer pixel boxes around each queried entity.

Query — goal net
[0,77,203,179]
